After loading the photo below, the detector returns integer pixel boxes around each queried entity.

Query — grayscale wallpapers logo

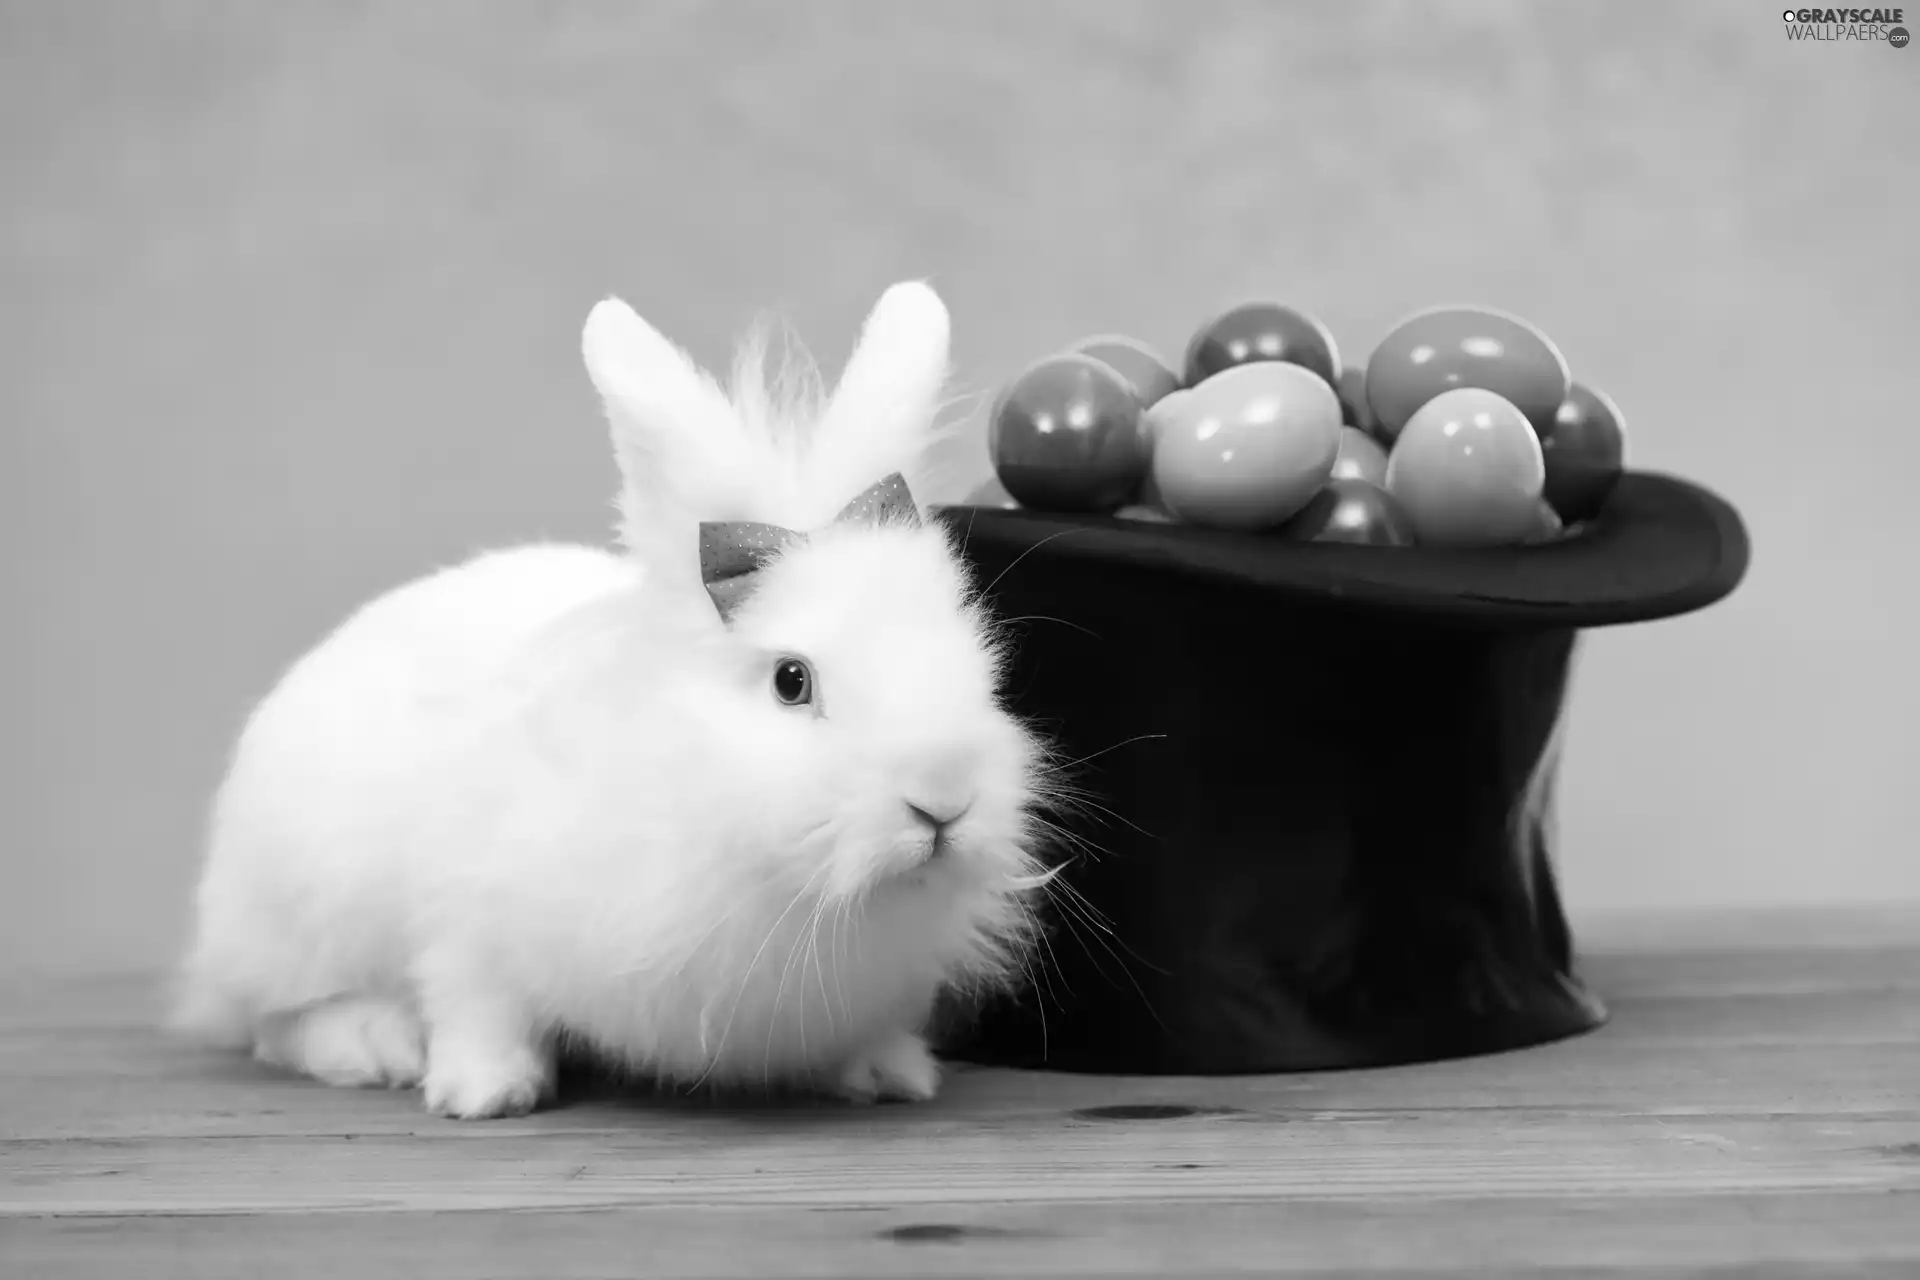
[1781,7,1909,44]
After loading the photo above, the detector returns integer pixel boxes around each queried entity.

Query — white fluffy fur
[173,282,1050,1119]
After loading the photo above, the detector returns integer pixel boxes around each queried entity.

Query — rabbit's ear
[582,298,763,581]
[807,281,952,514]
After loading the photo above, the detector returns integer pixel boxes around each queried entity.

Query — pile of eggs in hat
[975,302,1627,547]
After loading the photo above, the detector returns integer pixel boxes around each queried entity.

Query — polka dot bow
[697,473,921,623]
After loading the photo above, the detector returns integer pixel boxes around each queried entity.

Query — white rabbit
[171,281,1053,1119]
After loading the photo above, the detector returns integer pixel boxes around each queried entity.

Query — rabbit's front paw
[421,1019,553,1120]
[836,1029,941,1104]
[423,1051,550,1119]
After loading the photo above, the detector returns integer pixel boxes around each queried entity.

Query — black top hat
[942,471,1747,629]
[929,471,1749,1075]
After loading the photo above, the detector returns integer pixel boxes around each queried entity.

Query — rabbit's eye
[772,657,814,707]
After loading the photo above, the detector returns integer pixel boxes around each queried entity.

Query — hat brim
[934,471,1749,629]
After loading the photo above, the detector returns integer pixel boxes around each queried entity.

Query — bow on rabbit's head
[696,472,921,623]
[579,281,952,622]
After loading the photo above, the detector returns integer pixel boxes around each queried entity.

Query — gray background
[5,1,1916,976]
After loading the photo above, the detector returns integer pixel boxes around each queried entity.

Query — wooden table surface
[3,908,1917,1278]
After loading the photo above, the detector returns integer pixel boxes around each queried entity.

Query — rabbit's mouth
[888,841,948,885]
[872,833,967,892]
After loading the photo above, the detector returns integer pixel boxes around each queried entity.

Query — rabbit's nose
[906,798,974,839]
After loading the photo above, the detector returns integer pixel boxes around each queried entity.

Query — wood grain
[3,909,1918,1276]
